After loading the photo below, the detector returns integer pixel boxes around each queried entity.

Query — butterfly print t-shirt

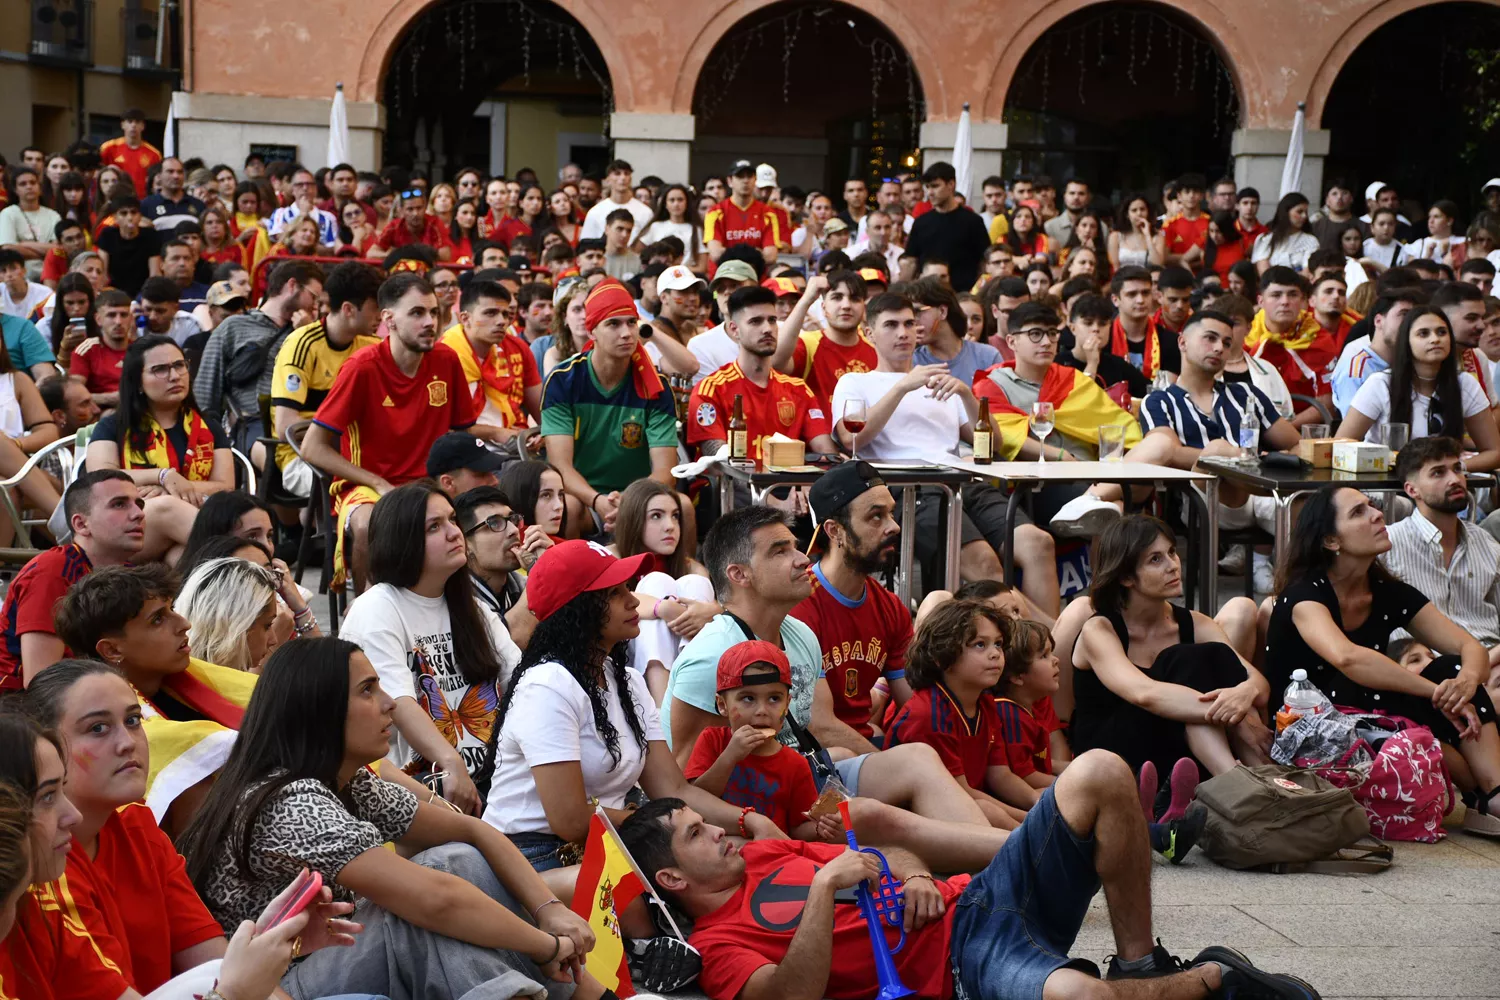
[338,582,519,777]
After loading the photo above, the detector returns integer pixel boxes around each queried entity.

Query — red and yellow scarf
[125,409,217,481]
[441,324,526,426]
[1110,316,1163,379]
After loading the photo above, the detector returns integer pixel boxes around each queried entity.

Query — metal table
[1196,458,1496,563]
[937,459,1222,612]
[711,460,971,604]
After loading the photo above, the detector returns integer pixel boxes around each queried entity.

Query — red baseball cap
[761,276,801,298]
[715,639,793,693]
[525,540,650,622]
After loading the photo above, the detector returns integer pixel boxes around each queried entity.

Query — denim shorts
[508,831,570,872]
[948,784,1102,1000]
[833,753,868,796]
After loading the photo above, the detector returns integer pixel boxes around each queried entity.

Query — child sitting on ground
[884,599,1033,829]
[994,618,1072,787]
[684,639,820,840]
[1389,636,1436,674]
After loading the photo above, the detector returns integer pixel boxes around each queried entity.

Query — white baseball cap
[756,163,778,189]
[1364,181,1386,201]
[1483,178,1500,194]
[657,264,706,293]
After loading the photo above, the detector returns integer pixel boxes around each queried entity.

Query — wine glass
[1030,402,1055,462]
[843,398,868,462]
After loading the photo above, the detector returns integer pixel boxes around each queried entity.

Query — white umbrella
[163,92,176,160]
[326,82,350,169]
[953,102,974,204]
[1279,100,1306,199]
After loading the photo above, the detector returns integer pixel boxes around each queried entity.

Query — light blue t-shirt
[0,314,56,372]
[661,612,820,750]
[1330,334,1390,417]
[913,339,1002,392]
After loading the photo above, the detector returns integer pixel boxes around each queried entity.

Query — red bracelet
[737,806,755,837]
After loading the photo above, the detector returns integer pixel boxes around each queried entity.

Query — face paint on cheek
[72,747,98,772]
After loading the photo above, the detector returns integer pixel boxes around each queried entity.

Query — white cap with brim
[1483,178,1500,194]
[1365,181,1386,202]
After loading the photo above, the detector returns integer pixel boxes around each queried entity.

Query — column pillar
[173,91,385,170]
[919,119,1009,196]
[1231,127,1332,221]
[610,112,695,185]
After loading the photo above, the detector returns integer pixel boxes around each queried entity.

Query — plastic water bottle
[1277,669,1333,732]
[135,313,147,337]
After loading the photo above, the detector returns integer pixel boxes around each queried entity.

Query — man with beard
[1386,436,1500,680]
[687,286,838,462]
[791,461,914,739]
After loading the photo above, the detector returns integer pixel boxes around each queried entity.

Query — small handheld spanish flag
[571,808,651,996]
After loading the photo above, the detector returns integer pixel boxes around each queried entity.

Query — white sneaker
[1218,545,1247,574]
[1050,495,1122,538]
[1252,555,1275,594]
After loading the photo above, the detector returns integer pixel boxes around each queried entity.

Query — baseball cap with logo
[755,164,778,189]
[526,539,650,622]
[426,432,506,478]
[730,159,756,178]
[857,268,888,287]
[762,276,801,298]
[807,460,885,552]
[715,639,793,693]
[711,260,759,288]
[658,264,706,293]
[206,280,246,307]
[823,217,849,235]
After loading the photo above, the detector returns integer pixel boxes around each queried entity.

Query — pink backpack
[1322,726,1454,843]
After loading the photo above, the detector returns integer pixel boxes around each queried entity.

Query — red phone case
[265,869,322,928]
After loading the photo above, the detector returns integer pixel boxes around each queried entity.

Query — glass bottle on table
[842,398,868,462]
[973,397,994,465]
[1030,401,1055,462]
[729,393,749,466]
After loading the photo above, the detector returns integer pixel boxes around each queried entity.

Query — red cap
[761,276,801,297]
[715,639,793,692]
[525,540,650,622]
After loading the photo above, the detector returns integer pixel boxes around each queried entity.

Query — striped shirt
[1140,379,1279,450]
[1381,508,1500,646]
[1330,334,1389,416]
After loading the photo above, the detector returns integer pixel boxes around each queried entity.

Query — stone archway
[990,0,1245,199]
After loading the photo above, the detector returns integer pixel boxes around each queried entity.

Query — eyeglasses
[1014,327,1063,342]
[146,359,189,379]
[463,511,523,536]
[432,281,459,291]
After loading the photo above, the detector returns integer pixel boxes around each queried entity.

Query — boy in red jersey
[771,270,877,411]
[993,618,1071,786]
[791,461,913,746]
[303,272,478,589]
[97,109,161,200]
[704,160,779,264]
[1162,173,1210,269]
[688,285,837,462]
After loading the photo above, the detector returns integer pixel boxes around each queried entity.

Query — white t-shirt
[582,197,654,243]
[0,204,62,247]
[483,659,663,834]
[831,369,967,461]
[1362,238,1407,269]
[1251,231,1321,271]
[638,220,699,257]
[688,323,737,386]
[0,281,54,323]
[339,583,520,777]
[1348,370,1489,442]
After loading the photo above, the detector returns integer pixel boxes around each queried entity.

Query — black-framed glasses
[432,280,459,291]
[463,511,523,536]
[1014,327,1063,343]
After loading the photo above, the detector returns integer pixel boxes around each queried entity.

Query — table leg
[1002,484,1026,584]
[1183,478,1219,612]
[897,486,918,607]
[942,484,964,593]
[719,471,734,516]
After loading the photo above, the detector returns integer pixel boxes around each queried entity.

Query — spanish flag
[571,809,648,996]
[973,362,1142,459]
[137,658,255,822]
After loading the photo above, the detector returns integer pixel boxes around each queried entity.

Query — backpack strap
[1264,837,1393,874]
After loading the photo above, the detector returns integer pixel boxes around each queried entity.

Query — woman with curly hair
[480,540,785,875]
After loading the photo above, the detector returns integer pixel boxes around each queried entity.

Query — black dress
[1071,603,1250,776]
[1264,570,1496,747]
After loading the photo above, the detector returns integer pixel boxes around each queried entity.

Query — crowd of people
[3,123,1500,1000]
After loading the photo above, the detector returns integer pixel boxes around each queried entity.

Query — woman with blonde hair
[277,214,327,258]
[541,281,589,376]
[428,182,458,231]
[177,556,282,673]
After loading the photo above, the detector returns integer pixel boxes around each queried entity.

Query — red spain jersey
[683,730,817,834]
[313,339,477,492]
[687,363,829,461]
[376,216,451,252]
[765,203,792,248]
[887,685,1007,790]
[1162,212,1210,257]
[18,879,133,1000]
[703,197,777,250]
[789,563,912,737]
[97,138,162,199]
[790,328,878,411]
[993,695,1063,778]
[53,803,225,994]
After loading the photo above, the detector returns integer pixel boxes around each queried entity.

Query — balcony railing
[29,0,94,66]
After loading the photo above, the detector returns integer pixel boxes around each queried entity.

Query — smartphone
[261,869,322,929]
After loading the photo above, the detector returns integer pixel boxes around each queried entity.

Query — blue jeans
[948,785,1102,1000]
[508,831,569,872]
